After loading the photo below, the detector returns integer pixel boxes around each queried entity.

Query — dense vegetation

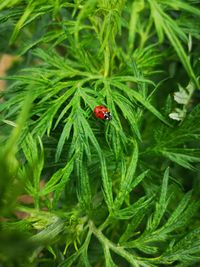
[0,0,200,266]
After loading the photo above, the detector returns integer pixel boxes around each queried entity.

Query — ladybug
[94,105,112,120]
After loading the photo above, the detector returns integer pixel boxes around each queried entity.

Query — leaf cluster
[0,0,200,266]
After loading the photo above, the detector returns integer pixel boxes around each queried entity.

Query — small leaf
[52,158,74,207]
[160,150,199,170]
[114,140,138,209]
[112,81,172,126]
[114,196,152,220]
[55,119,73,162]
[147,168,169,231]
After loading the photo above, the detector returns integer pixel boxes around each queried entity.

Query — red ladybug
[94,105,112,120]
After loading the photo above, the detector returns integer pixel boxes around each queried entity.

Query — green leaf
[114,196,152,220]
[114,140,139,209]
[113,92,141,140]
[128,0,144,52]
[52,158,74,208]
[112,81,172,126]
[148,0,199,88]
[55,119,73,162]
[163,22,199,89]
[22,134,44,208]
[161,227,200,264]
[10,1,35,44]
[119,209,146,244]
[163,191,194,230]
[148,0,164,43]
[77,165,92,212]
[40,157,74,197]
[160,0,200,17]
[147,168,169,231]
[159,150,199,170]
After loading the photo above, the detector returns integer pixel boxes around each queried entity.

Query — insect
[94,105,112,120]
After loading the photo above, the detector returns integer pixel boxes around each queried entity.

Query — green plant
[0,0,200,266]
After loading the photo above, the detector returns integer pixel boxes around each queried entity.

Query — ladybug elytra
[94,105,112,121]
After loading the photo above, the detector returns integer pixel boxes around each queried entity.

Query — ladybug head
[104,112,112,120]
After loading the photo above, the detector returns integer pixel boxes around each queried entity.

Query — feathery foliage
[0,0,200,266]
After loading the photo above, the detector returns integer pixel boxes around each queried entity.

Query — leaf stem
[89,220,151,267]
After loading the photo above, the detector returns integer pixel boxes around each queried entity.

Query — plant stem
[89,220,151,267]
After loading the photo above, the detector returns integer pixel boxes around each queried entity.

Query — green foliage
[0,0,200,266]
